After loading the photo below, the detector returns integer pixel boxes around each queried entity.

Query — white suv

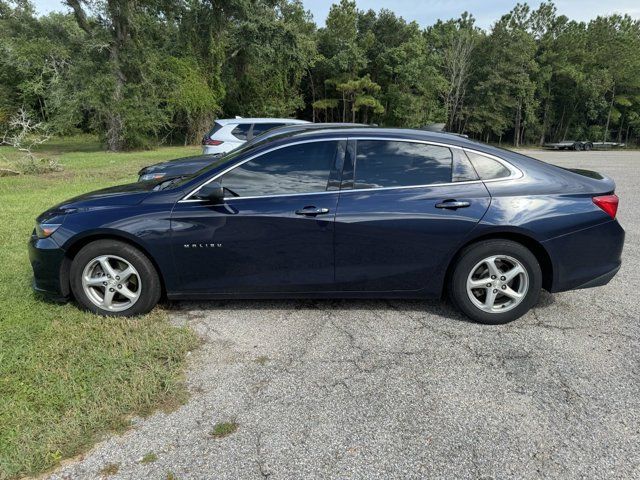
[202,118,310,155]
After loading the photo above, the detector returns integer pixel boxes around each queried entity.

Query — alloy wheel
[81,255,142,312]
[466,255,529,313]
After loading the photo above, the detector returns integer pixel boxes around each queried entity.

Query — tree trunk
[539,82,551,146]
[514,100,522,147]
[106,33,125,151]
[617,114,624,143]
[625,123,630,145]
[308,70,316,123]
[556,105,566,141]
[603,85,615,143]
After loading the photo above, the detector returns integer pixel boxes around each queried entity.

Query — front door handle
[295,206,330,216]
[435,200,471,209]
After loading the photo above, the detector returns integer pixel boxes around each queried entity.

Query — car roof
[270,127,483,149]
[249,122,368,137]
[215,118,310,125]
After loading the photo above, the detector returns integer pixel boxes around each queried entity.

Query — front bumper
[28,233,68,300]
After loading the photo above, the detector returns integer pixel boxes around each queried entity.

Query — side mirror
[196,181,225,203]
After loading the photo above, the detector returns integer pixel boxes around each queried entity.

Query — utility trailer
[544,140,594,151]
[544,140,625,151]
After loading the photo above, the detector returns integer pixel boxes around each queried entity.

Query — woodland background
[2,0,640,151]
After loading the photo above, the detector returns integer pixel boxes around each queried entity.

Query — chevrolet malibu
[29,128,624,324]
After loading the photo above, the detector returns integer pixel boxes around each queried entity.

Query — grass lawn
[0,136,201,479]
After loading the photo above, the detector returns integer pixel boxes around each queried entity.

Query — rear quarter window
[205,121,224,138]
[465,151,512,180]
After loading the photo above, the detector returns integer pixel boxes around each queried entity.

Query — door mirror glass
[196,182,225,203]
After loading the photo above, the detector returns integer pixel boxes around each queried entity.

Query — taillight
[593,194,619,219]
[203,138,224,146]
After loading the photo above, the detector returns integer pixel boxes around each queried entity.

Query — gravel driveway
[51,150,640,479]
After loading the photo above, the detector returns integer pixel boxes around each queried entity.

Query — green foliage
[0,136,201,479]
[210,421,239,438]
[140,452,158,464]
[160,56,222,144]
[1,0,640,147]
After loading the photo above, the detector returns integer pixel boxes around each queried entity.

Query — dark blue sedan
[29,128,624,324]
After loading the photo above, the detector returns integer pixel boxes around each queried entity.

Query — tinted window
[220,141,338,197]
[251,123,285,137]
[354,140,452,189]
[205,121,223,139]
[465,151,511,180]
[452,149,479,182]
[231,123,252,140]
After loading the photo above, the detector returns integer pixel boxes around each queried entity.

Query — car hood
[45,182,158,216]
[139,154,222,177]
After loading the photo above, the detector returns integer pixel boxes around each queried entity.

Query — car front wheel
[70,239,161,316]
[449,239,542,324]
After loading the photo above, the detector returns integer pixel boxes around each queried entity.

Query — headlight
[35,223,61,239]
[139,172,167,182]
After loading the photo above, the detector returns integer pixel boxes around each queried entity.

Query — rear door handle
[295,207,330,216]
[435,200,471,209]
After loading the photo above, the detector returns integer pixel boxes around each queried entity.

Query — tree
[2,0,640,149]
[468,4,538,146]
[427,13,480,132]
[335,75,383,122]
[222,0,318,117]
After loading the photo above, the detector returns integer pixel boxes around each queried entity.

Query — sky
[30,0,640,30]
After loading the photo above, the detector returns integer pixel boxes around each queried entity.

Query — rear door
[171,139,345,294]
[334,138,491,294]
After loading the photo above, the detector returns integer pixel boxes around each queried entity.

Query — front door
[334,139,491,294]
[170,139,344,294]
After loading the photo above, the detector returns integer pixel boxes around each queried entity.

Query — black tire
[584,142,592,151]
[70,239,161,316]
[449,239,542,324]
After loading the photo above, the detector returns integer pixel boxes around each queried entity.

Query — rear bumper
[28,234,68,300]
[543,219,624,293]
[574,264,620,290]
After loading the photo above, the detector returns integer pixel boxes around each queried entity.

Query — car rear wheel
[449,240,542,324]
[70,240,161,316]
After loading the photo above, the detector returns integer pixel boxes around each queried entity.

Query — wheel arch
[442,231,554,296]
[60,232,166,300]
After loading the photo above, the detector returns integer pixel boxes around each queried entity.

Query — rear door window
[231,123,252,141]
[354,140,452,189]
[251,123,286,138]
